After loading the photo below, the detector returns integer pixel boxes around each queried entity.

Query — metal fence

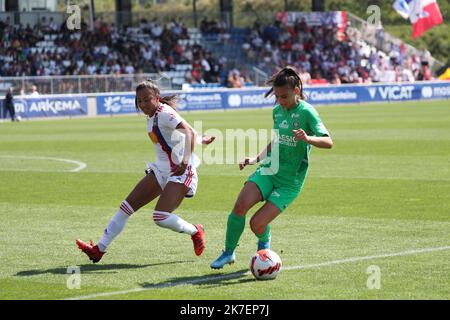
[251,67,269,87]
[0,74,171,96]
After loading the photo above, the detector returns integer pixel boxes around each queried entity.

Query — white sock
[153,210,198,235]
[98,200,134,252]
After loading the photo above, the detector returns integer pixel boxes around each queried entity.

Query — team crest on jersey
[293,121,299,128]
[168,112,176,122]
[279,120,289,129]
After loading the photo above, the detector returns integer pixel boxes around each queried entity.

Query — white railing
[251,67,269,87]
[0,73,171,95]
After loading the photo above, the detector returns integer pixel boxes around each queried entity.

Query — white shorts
[146,162,198,198]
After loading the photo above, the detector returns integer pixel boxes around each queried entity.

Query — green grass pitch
[0,100,449,300]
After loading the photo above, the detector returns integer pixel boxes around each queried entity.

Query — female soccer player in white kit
[76,79,214,263]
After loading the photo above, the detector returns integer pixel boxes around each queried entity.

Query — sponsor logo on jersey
[278,134,297,147]
[271,191,280,197]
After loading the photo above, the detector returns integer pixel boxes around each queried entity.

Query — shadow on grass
[15,260,194,277]
[139,268,255,290]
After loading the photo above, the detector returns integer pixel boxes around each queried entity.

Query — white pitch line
[65,245,450,300]
[282,245,450,271]
[0,155,87,172]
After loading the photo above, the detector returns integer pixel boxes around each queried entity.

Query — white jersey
[147,103,200,172]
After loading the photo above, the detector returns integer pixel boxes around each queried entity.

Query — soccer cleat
[76,239,105,263]
[210,249,236,269]
[257,237,271,251]
[191,224,206,256]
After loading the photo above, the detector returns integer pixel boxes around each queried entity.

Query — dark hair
[264,66,306,100]
[135,79,178,110]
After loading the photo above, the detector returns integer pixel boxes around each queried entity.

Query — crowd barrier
[0,95,88,119]
[1,81,449,119]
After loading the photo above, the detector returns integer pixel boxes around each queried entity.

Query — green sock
[256,224,271,243]
[225,212,246,252]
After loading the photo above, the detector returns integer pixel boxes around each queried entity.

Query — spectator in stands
[401,61,415,82]
[29,85,39,96]
[263,21,280,44]
[218,62,229,87]
[204,52,221,83]
[228,69,243,88]
[417,62,432,81]
[218,25,231,43]
[209,19,219,33]
[200,52,211,78]
[330,72,341,85]
[239,66,252,84]
[151,20,163,39]
[296,18,308,34]
[298,66,311,85]
[38,16,48,31]
[200,17,209,34]
[124,62,135,75]
[252,20,262,37]
[0,16,10,29]
[48,17,59,33]
[375,22,385,50]
[139,18,150,33]
[191,64,204,84]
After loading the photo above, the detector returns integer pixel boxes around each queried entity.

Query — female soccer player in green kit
[211,66,333,269]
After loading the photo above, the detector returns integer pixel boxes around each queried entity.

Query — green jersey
[261,100,330,188]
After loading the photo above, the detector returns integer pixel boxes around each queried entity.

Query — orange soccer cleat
[191,224,206,256]
[76,239,105,263]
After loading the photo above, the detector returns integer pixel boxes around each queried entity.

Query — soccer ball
[15,115,22,122]
[250,249,282,280]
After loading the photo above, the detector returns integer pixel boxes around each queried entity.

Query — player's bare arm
[172,121,196,176]
[239,141,273,170]
[201,135,216,145]
[292,129,333,149]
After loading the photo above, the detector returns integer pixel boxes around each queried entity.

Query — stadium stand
[0,17,230,92]
[221,17,435,85]
[0,12,437,94]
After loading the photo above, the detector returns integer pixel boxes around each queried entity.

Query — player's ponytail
[135,79,178,111]
[158,95,178,109]
[264,66,306,100]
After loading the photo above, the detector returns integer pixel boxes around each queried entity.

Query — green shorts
[247,168,303,213]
